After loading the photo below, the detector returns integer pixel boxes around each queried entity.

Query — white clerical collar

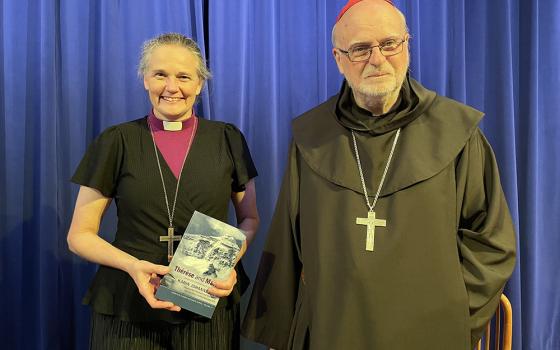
[162,120,183,131]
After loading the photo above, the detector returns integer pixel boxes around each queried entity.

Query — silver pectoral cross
[356,211,386,251]
[159,227,182,262]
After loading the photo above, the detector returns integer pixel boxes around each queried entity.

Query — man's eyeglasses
[336,38,408,62]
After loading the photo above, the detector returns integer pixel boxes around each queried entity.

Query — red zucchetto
[336,0,395,23]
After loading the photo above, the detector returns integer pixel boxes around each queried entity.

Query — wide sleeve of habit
[242,141,303,349]
[71,126,124,197]
[455,128,516,345]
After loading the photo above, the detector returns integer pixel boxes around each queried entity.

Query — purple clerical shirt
[147,111,197,179]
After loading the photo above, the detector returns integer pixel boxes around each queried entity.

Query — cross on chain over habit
[356,211,386,251]
[351,129,400,251]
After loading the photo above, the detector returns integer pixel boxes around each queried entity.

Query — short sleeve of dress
[224,124,258,192]
[71,126,124,197]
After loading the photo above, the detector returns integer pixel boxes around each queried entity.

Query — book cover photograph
[155,211,246,318]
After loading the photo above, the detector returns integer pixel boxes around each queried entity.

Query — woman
[67,33,259,349]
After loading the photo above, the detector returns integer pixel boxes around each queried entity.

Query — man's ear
[332,49,345,75]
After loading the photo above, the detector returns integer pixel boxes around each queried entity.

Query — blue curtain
[1,0,558,349]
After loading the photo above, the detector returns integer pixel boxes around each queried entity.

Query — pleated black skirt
[89,306,240,350]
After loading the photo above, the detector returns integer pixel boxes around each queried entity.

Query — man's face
[333,1,409,99]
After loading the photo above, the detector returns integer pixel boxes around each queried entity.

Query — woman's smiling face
[143,44,203,121]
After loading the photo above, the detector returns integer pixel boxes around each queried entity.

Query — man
[242,1,516,349]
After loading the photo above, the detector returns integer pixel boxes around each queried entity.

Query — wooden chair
[477,294,512,350]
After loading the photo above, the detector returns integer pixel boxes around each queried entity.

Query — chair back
[477,294,512,350]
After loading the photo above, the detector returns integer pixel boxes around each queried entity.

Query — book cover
[155,210,246,318]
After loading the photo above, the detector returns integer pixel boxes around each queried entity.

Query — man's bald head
[332,0,408,48]
[331,0,410,114]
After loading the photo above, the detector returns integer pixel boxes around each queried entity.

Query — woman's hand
[127,259,181,312]
[206,237,249,297]
[68,187,179,312]
[208,179,259,297]
[207,269,238,297]
[205,179,259,299]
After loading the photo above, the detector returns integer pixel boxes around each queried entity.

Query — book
[155,210,246,318]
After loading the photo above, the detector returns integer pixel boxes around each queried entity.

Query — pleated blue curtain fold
[1,0,559,349]
[516,1,560,348]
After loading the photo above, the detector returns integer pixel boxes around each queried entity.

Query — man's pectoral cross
[159,227,182,262]
[356,211,386,251]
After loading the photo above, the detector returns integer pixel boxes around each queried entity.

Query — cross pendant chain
[159,227,182,262]
[148,117,197,262]
[356,211,386,251]
[351,129,400,252]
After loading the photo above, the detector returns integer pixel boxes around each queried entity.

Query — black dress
[72,116,257,348]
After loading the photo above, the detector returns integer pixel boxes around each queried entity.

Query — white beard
[350,75,399,97]
[348,64,408,101]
